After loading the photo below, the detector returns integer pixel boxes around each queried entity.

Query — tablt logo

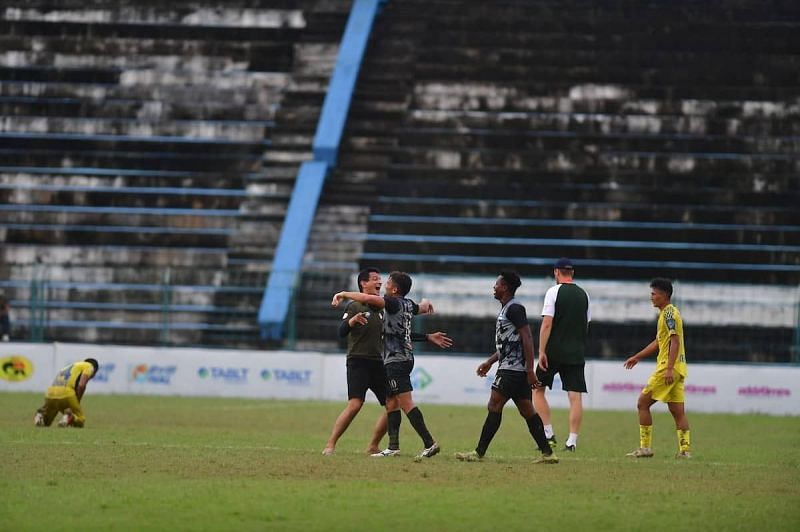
[260,368,312,386]
[198,367,248,384]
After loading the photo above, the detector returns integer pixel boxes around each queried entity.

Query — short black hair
[499,270,522,293]
[357,267,380,293]
[389,271,412,296]
[84,358,99,373]
[650,278,673,299]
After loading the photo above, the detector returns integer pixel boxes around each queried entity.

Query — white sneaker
[321,448,335,456]
[414,442,441,462]
[58,413,74,427]
[371,448,400,457]
[34,412,45,426]
[626,447,654,458]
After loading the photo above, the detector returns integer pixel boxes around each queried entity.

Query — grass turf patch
[2,392,798,531]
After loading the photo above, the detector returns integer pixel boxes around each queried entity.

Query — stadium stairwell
[258,0,383,340]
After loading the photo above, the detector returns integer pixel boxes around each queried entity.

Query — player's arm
[664,334,680,384]
[339,303,369,337]
[417,298,434,314]
[519,323,542,388]
[331,291,385,309]
[411,331,453,349]
[75,372,91,402]
[477,352,499,377]
[538,315,553,370]
[623,339,659,369]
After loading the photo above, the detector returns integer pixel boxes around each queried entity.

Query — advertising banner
[170,349,323,400]
[3,343,798,416]
[590,360,800,415]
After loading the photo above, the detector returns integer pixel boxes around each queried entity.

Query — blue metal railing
[258,0,382,340]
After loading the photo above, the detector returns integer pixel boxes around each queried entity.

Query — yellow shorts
[39,390,85,427]
[642,372,685,403]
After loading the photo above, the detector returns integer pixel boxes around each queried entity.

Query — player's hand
[476,360,492,377]
[623,356,639,369]
[664,368,674,385]
[538,352,549,371]
[426,331,453,349]
[331,292,346,307]
[418,298,434,314]
[527,369,543,389]
[349,312,368,327]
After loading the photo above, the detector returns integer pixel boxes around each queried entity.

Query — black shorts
[536,362,587,393]
[347,357,387,405]
[385,360,414,397]
[491,369,532,401]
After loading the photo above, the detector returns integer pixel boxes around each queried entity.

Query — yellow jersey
[46,361,95,399]
[655,304,687,377]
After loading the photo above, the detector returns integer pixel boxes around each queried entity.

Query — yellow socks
[677,429,691,453]
[639,425,653,449]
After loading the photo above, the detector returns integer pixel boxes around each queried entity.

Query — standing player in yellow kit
[34,358,99,428]
[624,279,691,458]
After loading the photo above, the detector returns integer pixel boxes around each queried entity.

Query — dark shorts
[347,357,387,405]
[491,369,532,401]
[536,362,587,393]
[385,360,414,397]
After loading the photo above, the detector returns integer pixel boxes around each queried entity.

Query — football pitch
[1,392,798,531]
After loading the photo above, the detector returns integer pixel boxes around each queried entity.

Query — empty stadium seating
[303,0,800,361]
[0,0,351,345]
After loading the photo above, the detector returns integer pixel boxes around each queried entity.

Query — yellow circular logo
[0,356,34,382]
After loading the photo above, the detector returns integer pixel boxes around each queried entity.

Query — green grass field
[1,392,798,531]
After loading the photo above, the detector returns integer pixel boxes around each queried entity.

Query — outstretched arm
[331,291,385,308]
[623,339,659,369]
[411,331,453,349]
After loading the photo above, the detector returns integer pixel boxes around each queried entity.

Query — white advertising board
[55,344,324,399]
[3,343,798,416]
[0,342,55,392]
[590,360,800,415]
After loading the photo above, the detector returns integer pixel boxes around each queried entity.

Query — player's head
[495,270,521,301]
[387,271,412,297]
[649,278,673,308]
[84,358,99,376]
[357,267,381,294]
[553,257,574,282]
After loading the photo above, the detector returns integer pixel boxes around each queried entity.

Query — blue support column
[258,0,382,340]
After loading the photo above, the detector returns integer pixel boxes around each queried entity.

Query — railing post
[793,285,800,364]
[160,267,172,346]
[28,264,48,342]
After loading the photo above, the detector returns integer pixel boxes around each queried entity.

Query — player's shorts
[642,371,686,403]
[346,357,387,405]
[491,369,532,401]
[385,360,414,397]
[535,362,587,393]
[38,392,85,427]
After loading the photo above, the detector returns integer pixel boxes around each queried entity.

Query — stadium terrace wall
[2,343,798,416]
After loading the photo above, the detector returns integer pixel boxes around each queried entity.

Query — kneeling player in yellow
[623,279,691,459]
[34,358,99,428]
